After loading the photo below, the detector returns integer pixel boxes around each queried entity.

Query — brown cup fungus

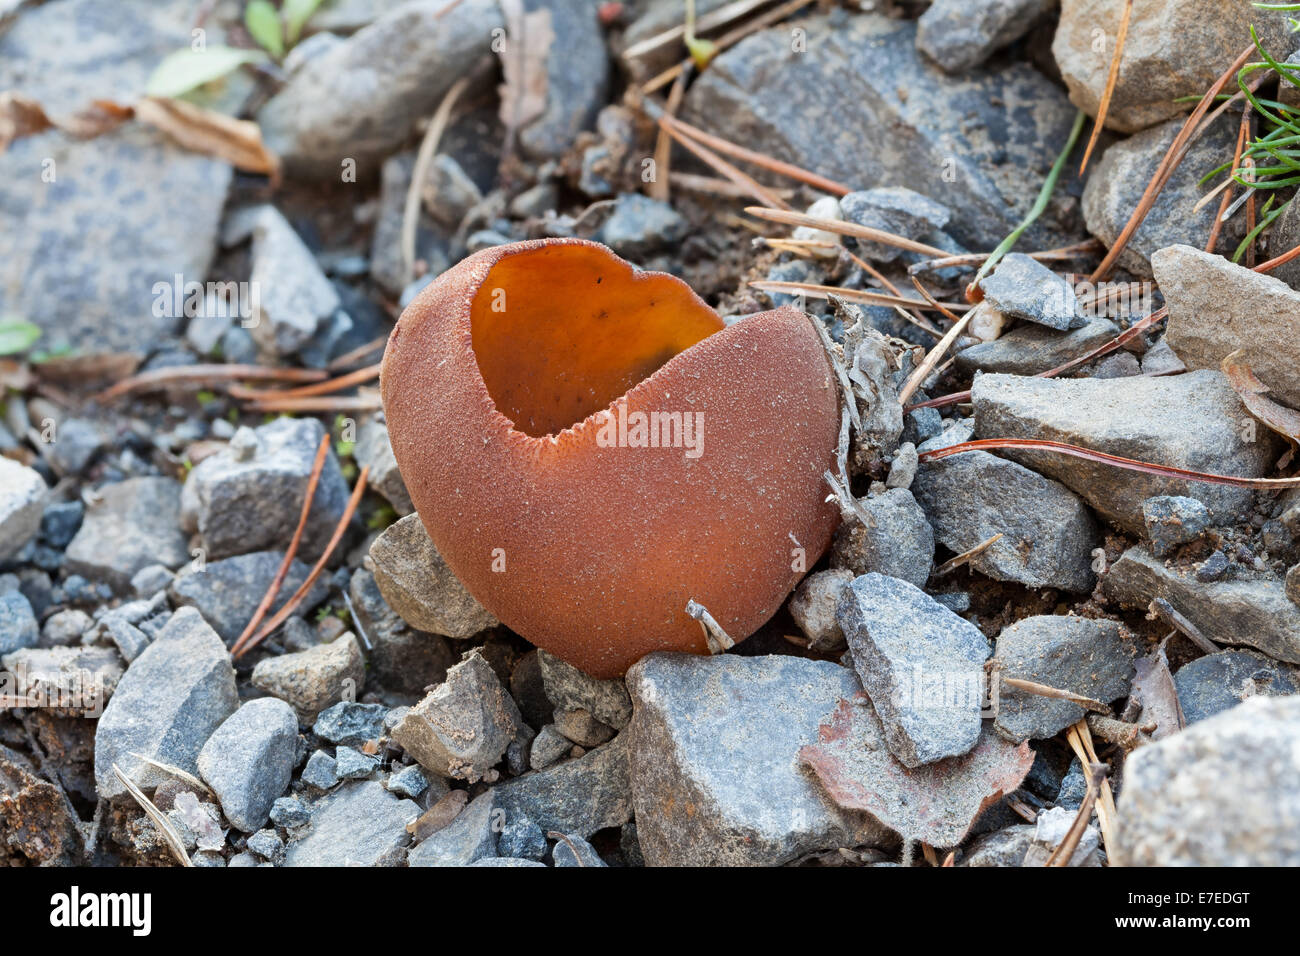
[381,238,840,677]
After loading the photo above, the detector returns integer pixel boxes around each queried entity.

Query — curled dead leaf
[134,96,280,180]
[1222,348,1300,446]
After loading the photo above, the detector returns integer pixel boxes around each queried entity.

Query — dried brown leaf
[134,96,279,178]
[1129,647,1185,741]
[1222,349,1300,445]
[799,694,1035,847]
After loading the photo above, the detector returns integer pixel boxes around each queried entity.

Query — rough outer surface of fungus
[381,238,840,677]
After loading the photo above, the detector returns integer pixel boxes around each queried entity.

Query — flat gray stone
[0,458,46,562]
[1174,650,1299,725]
[680,13,1082,251]
[538,650,632,730]
[992,615,1136,742]
[955,318,1118,377]
[0,592,39,656]
[93,607,238,800]
[1104,545,1300,664]
[496,733,631,838]
[971,370,1280,534]
[64,477,190,593]
[1154,244,1300,409]
[169,550,331,645]
[283,780,419,866]
[197,698,299,832]
[838,187,950,263]
[838,573,988,767]
[913,429,1099,592]
[181,417,351,562]
[978,254,1084,330]
[366,514,497,639]
[917,0,1055,73]
[960,825,1034,866]
[257,0,503,179]
[1116,696,1300,865]
[517,0,609,160]
[626,653,894,866]
[407,791,498,866]
[1082,115,1241,275]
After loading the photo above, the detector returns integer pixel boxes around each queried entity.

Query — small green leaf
[0,318,41,356]
[245,0,286,58]
[284,0,325,44]
[145,47,267,98]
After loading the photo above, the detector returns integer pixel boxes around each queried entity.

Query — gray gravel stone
[0,592,39,655]
[222,205,340,358]
[1082,115,1240,275]
[334,745,380,780]
[197,697,299,832]
[1174,650,1300,725]
[955,317,1118,377]
[538,650,632,730]
[252,632,366,723]
[246,828,284,863]
[830,488,934,589]
[0,459,46,562]
[552,832,606,867]
[93,607,238,800]
[270,796,311,829]
[496,733,631,838]
[1104,545,1300,664]
[284,780,419,866]
[913,428,1099,592]
[960,824,1034,866]
[300,750,339,791]
[978,254,1084,330]
[1116,696,1300,865]
[391,650,522,781]
[366,514,497,639]
[257,0,502,179]
[313,702,389,746]
[498,814,547,861]
[40,608,91,647]
[1141,495,1212,558]
[169,550,331,645]
[839,187,950,263]
[1154,243,1300,409]
[517,0,609,160]
[64,478,190,593]
[992,616,1136,742]
[625,653,893,865]
[182,417,351,562]
[971,370,1279,534]
[681,13,1081,251]
[407,791,498,866]
[838,573,989,767]
[353,419,412,516]
[528,724,573,771]
[0,644,123,717]
[917,0,1055,73]
[595,193,688,258]
[130,564,174,599]
[385,763,430,800]
[788,569,854,653]
[1053,0,1293,134]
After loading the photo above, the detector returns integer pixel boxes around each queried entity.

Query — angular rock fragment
[971,371,1280,534]
[1154,244,1300,408]
[538,650,632,730]
[788,569,854,653]
[366,514,498,638]
[391,650,522,781]
[1174,650,1299,724]
[913,429,1099,592]
[182,417,351,562]
[917,0,1055,73]
[407,791,498,867]
[496,733,632,839]
[251,632,366,723]
[626,654,893,866]
[978,254,1083,330]
[955,317,1117,377]
[837,573,989,766]
[347,568,454,696]
[1104,545,1300,664]
[992,615,1136,742]
[1141,494,1211,558]
[283,780,419,867]
[197,698,299,832]
[830,489,934,589]
[0,458,46,562]
[353,419,413,516]
[64,477,190,593]
[93,607,238,800]
[839,187,950,262]
[169,550,330,644]
[1116,696,1300,865]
